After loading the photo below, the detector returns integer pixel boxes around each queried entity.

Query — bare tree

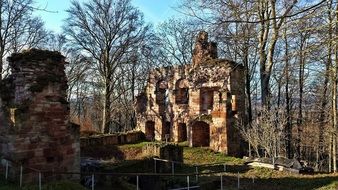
[240,108,287,158]
[9,17,51,53]
[64,0,150,133]
[156,18,198,66]
[0,0,52,80]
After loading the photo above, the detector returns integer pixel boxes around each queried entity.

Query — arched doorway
[191,121,210,147]
[145,121,155,141]
[177,123,187,142]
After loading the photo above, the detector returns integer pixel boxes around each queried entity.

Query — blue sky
[34,0,179,33]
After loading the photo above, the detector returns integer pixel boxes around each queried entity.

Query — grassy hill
[1,141,337,189]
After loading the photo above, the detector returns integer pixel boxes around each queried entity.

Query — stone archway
[191,121,210,147]
[177,123,187,142]
[145,121,155,141]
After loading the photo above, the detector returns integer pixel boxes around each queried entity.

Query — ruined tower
[0,49,80,181]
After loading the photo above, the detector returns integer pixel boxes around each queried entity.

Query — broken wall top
[192,31,218,67]
[2,49,68,107]
[148,58,243,91]
[0,49,69,130]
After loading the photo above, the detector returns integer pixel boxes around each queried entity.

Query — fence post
[220,174,223,190]
[171,162,174,175]
[39,172,42,190]
[51,168,54,181]
[223,164,226,172]
[195,166,198,182]
[5,160,8,180]
[154,159,157,173]
[20,165,23,187]
[237,172,240,189]
[187,176,190,190]
[91,174,95,190]
[136,175,139,190]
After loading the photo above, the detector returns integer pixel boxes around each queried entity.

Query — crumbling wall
[0,49,80,182]
[80,131,144,147]
[192,31,218,67]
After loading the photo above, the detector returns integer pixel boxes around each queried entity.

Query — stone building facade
[0,49,80,181]
[136,32,245,156]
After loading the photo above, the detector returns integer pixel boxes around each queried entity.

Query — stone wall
[80,131,144,147]
[136,32,246,156]
[0,49,80,182]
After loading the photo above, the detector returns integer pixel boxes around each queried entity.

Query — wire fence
[0,156,253,190]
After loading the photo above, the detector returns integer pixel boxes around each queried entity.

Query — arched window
[155,80,168,105]
[175,79,189,104]
[200,87,214,113]
[155,80,168,114]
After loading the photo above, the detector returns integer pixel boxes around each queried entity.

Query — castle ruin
[136,31,245,156]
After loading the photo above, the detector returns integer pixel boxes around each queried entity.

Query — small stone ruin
[143,143,183,173]
[0,49,80,182]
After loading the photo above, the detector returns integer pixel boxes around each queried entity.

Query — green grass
[317,180,338,190]
[119,141,150,148]
[4,142,336,190]
[116,142,338,190]
[183,146,244,165]
[240,174,338,190]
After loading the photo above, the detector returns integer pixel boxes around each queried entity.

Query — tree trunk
[102,78,112,133]
[260,73,270,108]
[297,36,305,160]
[131,57,137,129]
[333,2,338,173]
[327,0,334,172]
[243,44,252,123]
[0,48,5,81]
[284,27,292,159]
[329,135,332,172]
[258,0,269,108]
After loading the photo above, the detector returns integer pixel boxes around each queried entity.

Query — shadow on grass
[174,163,251,175]
[0,175,86,190]
[81,144,126,160]
[199,174,338,190]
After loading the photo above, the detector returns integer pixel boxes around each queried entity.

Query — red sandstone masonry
[136,32,246,156]
[0,49,80,182]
